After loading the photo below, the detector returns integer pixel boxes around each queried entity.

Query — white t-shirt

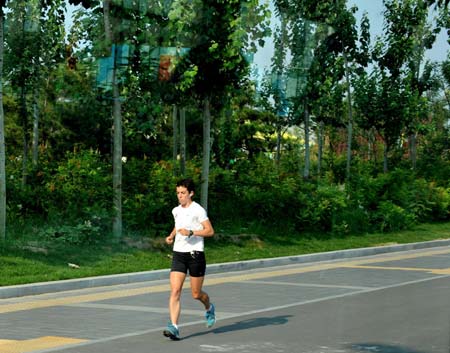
[172,201,208,252]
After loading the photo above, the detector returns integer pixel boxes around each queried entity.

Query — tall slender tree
[68,0,124,238]
[269,8,290,165]
[31,0,66,166]
[370,0,441,172]
[173,0,270,209]
[0,0,6,241]
[5,1,35,186]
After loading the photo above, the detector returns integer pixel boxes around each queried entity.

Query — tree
[103,0,125,239]
[268,8,290,165]
[5,1,36,186]
[3,0,65,181]
[443,54,450,106]
[324,2,362,181]
[30,0,66,166]
[370,0,441,172]
[173,0,269,210]
[285,17,317,179]
[276,0,363,180]
[0,0,6,241]
[67,0,125,238]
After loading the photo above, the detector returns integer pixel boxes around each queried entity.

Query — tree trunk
[20,4,28,187]
[276,127,281,166]
[444,88,450,110]
[383,142,389,173]
[103,0,123,240]
[409,133,417,170]
[344,52,353,182]
[112,53,122,240]
[172,105,178,175]
[200,97,211,211]
[180,107,186,176]
[317,120,324,176]
[223,102,233,168]
[103,0,112,44]
[303,104,310,179]
[32,88,39,166]
[0,8,6,241]
[20,86,28,186]
[32,1,42,167]
[368,126,374,161]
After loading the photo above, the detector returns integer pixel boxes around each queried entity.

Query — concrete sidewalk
[1,238,450,300]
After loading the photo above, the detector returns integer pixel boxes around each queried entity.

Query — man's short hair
[176,178,195,193]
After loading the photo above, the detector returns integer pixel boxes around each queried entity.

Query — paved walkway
[0,240,449,353]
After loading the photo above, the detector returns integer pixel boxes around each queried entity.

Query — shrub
[44,149,112,220]
[5,147,448,243]
[232,155,301,224]
[373,201,416,232]
[408,179,449,222]
[37,217,105,245]
[296,183,348,233]
[122,159,176,234]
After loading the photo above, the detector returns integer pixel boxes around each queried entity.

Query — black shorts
[171,251,206,277]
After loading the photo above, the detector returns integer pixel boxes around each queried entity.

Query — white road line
[240,280,372,290]
[64,303,237,317]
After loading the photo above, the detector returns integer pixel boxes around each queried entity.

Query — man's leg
[190,276,210,309]
[169,271,186,325]
[190,276,216,328]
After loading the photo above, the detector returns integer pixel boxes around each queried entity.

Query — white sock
[172,323,178,329]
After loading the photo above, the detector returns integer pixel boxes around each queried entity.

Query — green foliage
[7,149,111,223]
[373,201,416,232]
[410,179,450,221]
[416,127,450,186]
[37,218,104,245]
[4,148,450,245]
[45,150,111,219]
[298,183,347,232]
[210,154,449,235]
[347,166,450,232]
[122,159,176,234]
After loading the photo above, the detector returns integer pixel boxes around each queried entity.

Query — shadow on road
[350,343,428,353]
[183,314,292,340]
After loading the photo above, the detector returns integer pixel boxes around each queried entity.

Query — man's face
[176,186,191,206]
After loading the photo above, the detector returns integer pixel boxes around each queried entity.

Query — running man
[163,178,216,340]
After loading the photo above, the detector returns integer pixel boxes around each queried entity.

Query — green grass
[0,221,449,287]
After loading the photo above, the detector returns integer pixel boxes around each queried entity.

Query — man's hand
[178,228,191,237]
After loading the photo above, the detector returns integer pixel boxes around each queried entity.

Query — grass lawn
[0,221,449,287]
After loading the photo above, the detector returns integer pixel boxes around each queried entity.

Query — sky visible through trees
[63,0,449,85]
[250,0,449,81]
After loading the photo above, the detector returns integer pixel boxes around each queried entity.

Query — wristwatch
[188,230,194,237]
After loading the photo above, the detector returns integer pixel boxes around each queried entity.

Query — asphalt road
[1,244,449,353]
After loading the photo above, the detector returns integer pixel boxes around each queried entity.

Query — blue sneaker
[205,303,216,328]
[163,323,180,340]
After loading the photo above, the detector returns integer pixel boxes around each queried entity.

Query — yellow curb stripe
[0,339,17,345]
[1,247,449,315]
[0,283,171,314]
[0,336,87,353]
[343,247,450,264]
[430,268,450,275]
[340,264,449,274]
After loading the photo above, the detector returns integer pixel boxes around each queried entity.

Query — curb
[1,239,450,300]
